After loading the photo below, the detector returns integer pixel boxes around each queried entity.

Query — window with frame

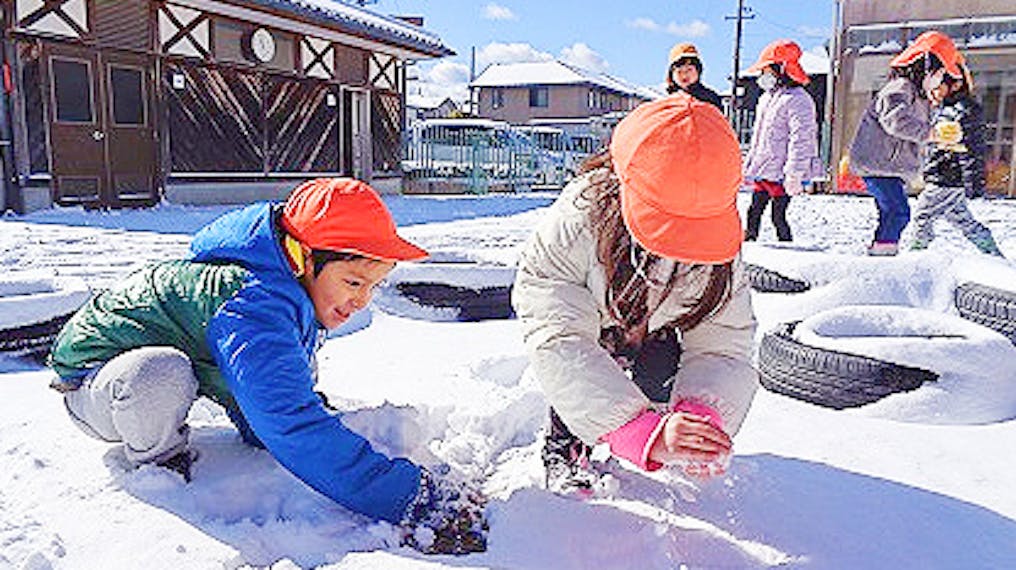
[529,87,548,108]
[587,89,597,110]
[492,88,505,109]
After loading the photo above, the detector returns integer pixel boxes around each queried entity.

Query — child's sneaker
[867,241,899,256]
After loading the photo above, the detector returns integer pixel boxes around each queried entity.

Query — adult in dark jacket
[48,178,488,554]
[666,43,723,110]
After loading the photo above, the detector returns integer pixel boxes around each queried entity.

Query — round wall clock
[250,28,276,63]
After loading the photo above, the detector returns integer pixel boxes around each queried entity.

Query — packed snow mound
[0,270,90,329]
[795,305,1016,424]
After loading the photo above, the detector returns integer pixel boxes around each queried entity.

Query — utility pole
[726,0,754,141]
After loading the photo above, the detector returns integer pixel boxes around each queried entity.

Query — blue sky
[367,0,834,103]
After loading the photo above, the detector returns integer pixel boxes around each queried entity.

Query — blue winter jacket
[192,202,421,523]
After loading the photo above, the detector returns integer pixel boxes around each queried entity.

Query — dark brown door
[45,43,156,207]
[45,43,105,205]
[102,52,156,205]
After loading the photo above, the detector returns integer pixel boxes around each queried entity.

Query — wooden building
[0,0,453,211]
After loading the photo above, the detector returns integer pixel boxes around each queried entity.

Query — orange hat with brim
[889,30,963,78]
[610,93,744,264]
[668,42,701,65]
[281,178,427,262]
[747,39,810,85]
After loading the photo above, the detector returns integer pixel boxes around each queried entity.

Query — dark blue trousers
[864,176,910,243]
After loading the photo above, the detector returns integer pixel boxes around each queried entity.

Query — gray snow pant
[64,347,198,465]
[911,184,999,252]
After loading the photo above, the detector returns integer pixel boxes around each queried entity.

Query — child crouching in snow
[47,178,488,555]
[512,93,759,495]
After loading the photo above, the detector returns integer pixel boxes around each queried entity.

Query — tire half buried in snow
[744,263,810,294]
[379,262,516,322]
[0,272,90,360]
[954,283,1016,345]
[758,321,938,409]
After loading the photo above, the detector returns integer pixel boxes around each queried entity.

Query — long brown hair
[577,149,734,341]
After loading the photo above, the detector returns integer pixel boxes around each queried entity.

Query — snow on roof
[470,60,656,99]
[407,94,456,109]
[247,0,454,58]
[413,118,510,129]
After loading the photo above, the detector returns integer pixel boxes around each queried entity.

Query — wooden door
[45,43,105,205]
[102,52,156,205]
[45,43,156,207]
[341,87,371,180]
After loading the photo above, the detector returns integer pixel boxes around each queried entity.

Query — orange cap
[747,39,810,85]
[281,178,427,262]
[889,30,962,78]
[668,42,700,65]
[609,93,744,263]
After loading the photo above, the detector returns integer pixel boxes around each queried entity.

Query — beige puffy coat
[513,174,759,445]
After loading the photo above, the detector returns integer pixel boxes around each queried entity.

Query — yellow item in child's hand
[932,120,966,151]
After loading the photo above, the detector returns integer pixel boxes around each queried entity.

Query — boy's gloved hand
[401,467,489,555]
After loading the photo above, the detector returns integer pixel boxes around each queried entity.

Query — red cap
[747,39,810,85]
[609,93,744,264]
[281,178,427,262]
[889,30,963,78]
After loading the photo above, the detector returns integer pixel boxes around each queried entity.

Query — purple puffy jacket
[743,86,822,183]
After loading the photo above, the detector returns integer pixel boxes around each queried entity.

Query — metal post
[726,1,753,141]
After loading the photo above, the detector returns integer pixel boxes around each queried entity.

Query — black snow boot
[157,449,199,483]
[543,409,599,497]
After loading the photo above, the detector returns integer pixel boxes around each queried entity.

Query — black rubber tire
[0,312,75,361]
[744,263,810,293]
[395,282,515,322]
[954,283,1016,345]
[758,322,938,409]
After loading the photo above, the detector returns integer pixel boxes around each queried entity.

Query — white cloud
[427,61,470,85]
[627,17,661,32]
[560,42,610,73]
[665,19,710,38]
[476,42,553,69]
[482,3,516,21]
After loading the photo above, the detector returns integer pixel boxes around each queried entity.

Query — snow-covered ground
[2,191,1015,569]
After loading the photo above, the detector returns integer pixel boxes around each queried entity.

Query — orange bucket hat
[889,30,963,78]
[281,178,427,262]
[609,93,744,264]
[747,39,810,85]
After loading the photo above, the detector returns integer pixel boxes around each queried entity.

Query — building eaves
[242,0,454,58]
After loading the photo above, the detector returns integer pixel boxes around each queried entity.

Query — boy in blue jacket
[49,178,487,554]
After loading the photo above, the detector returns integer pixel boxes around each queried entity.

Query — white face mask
[922,68,946,97]
[757,73,778,91]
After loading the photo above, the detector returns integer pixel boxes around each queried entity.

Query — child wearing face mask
[901,32,1004,257]
[742,40,822,242]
